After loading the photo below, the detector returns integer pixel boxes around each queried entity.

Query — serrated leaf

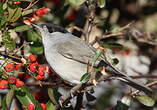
[13,25,30,32]
[80,72,91,83]
[15,86,42,110]
[67,0,86,6]
[6,89,15,109]
[98,0,106,8]
[136,95,155,107]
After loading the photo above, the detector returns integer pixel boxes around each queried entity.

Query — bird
[31,23,152,94]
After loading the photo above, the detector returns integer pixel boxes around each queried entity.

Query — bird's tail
[105,63,153,94]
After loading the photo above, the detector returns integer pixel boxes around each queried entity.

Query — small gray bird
[31,23,152,94]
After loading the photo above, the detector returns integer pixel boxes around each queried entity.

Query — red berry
[14,1,21,5]
[38,65,46,76]
[23,19,31,25]
[15,79,24,88]
[15,64,22,70]
[35,8,50,16]
[5,64,14,72]
[28,104,35,110]
[36,75,44,80]
[29,62,38,73]
[8,76,16,84]
[40,103,46,110]
[29,54,37,62]
[0,80,8,89]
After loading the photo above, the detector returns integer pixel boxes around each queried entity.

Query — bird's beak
[31,23,42,30]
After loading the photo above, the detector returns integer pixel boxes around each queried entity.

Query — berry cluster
[23,8,51,25]
[1,54,49,90]
[28,54,48,80]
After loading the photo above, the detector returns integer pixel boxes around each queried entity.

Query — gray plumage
[31,23,152,94]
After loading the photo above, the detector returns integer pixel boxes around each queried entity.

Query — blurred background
[0,0,157,110]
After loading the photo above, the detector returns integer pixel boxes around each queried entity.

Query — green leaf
[100,42,123,49]
[47,88,58,105]
[6,89,15,109]
[67,0,86,6]
[2,32,16,51]
[93,49,103,64]
[22,9,36,16]
[135,95,155,107]
[15,86,42,110]
[80,72,91,83]
[98,0,106,8]
[27,29,40,42]
[0,3,3,18]
[30,46,44,55]
[8,7,22,22]
[46,100,56,110]
[13,25,30,32]
[1,96,7,110]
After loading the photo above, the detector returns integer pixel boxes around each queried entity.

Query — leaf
[80,72,91,83]
[100,42,124,49]
[98,0,106,8]
[27,29,40,42]
[30,46,44,55]
[135,95,155,107]
[8,7,22,22]
[0,3,3,18]
[13,25,30,32]
[46,100,56,110]
[47,88,58,105]
[14,86,42,110]
[67,0,86,6]
[22,9,35,16]
[6,89,15,109]
[2,32,16,51]
[93,49,103,64]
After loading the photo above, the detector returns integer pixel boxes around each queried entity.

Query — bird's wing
[57,37,96,65]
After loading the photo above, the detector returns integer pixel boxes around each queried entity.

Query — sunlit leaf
[80,72,91,83]
[136,95,155,107]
